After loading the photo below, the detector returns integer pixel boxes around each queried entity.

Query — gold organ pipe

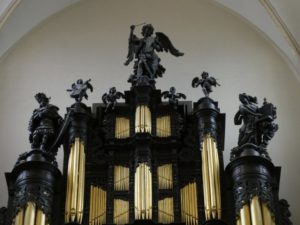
[115,117,130,138]
[201,135,222,220]
[141,106,145,133]
[202,138,211,220]
[36,209,46,225]
[158,198,174,224]
[134,163,152,220]
[70,138,79,222]
[250,196,263,225]
[89,185,93,225]
[236,218,241,225]
[212,139,222,219]
[65,142,74,223]
[114,199,129,225]
[89,185,107,225]
[262,201,272,225]
[207,137,216,219]
[157,116,171,137]
[157,164,173,189]
[180,182,198,225]
[77,142,86,223]
[240,204,251,225]
[135,105,152,133]
[114,166,129,191]
[14,205,48,225]
[14,209,24,225]
[65,138,86,224]
[24,202,36,225]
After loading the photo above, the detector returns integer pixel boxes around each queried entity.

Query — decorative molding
[0,0,21,30]
[259,0,300,56]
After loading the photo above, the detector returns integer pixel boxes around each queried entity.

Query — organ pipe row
[115,117,130,139]
[135,105,152,133]
[156,116,171,137]
[158,197,174,224]
[236,196,275,225]
[114,165,130,191]
[13,202,47,225]
[113,199,129,225]
[157,164,173,189]
[180,182,199,225]
[201,135,222,220]
[89,185,107,225]
[65,138,86,224]
[134,163,152,220]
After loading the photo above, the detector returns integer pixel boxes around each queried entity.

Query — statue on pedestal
[161,87,186,109]
[124,23,184,85]
[28,93,62,152]
[67,78,93,102]
[102,87,125,112]
[192,71,220,97]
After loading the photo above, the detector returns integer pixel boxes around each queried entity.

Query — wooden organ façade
[0,23,293,225]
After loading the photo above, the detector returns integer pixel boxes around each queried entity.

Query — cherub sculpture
[124,24,184,82]
[161,87,186,109]
[102,87,125,112]
[28,93,62,152]
[234,93,278,148]
[192,72,220,97]
[67,79,93,102]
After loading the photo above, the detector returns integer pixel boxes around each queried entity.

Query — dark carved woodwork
[0,25,293,225]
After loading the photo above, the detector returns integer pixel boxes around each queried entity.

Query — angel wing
[85,81,94,92]
[102,93,108,105]
[155,32,184,57]
[192,77,200,88]
[178,93,186,99]
[116,92,125,99]
[161,91,170,99]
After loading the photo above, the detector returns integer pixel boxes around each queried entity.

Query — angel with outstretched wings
[67,79,93,102]
[124,24,184,80]
[102,87,125,112]
[192,72,220,97]
[161,87,186,109]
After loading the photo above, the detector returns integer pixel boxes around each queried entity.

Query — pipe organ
[135,105,152,133]
[65,138,86,224]
[156,116,171,137]
[1,28,292,225]
[134,163,153,220]
[89,185,107,225]
[13,202,47,225]
[115,117,130,139]
[180,182,199,225]
[201,135,221,220]
[158,197,174,224]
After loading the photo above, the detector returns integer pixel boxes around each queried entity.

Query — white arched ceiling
[0,0,300,80]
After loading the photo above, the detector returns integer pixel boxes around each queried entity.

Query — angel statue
[67,79,93,102]
[161,87,186,109]
[124,23,184,83]
[192,72,220,97]
[102,87,125,112]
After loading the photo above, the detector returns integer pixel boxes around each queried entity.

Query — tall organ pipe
[194,97,223,221]
[65,138,86,224]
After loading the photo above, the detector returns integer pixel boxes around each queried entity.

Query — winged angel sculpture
[124,24,184,83]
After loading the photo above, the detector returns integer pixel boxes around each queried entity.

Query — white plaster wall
[0,0,299,223]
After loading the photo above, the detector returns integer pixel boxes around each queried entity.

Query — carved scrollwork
[233,179,274,216]
[12,184,54,220]
[279,199,293,225]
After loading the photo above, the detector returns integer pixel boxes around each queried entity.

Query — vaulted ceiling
[0,0,300,79]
